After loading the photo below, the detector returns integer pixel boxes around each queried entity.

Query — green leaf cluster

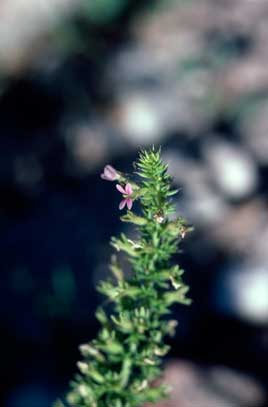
[58,148,192,407]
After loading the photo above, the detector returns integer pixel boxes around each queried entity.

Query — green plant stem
[56,148,192,407]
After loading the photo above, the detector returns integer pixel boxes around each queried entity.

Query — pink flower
[100,165,119,181]
[116,183,133,210]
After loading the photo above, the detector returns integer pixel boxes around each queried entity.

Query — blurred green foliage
[83,0,129,24]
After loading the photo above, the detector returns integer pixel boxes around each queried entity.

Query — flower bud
[100,165,119,181]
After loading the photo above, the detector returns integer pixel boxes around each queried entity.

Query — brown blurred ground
[149,360,265,407]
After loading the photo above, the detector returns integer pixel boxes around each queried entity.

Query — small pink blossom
[100,165,119,181]
[116,183,133,210]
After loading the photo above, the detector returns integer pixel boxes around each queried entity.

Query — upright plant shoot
[60,148,192,407]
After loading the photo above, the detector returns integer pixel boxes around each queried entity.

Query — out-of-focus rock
[221,57,268,101]
[64,122,109,173]
[203,138,258,199]
[146,360,265,407]
[105,0,268,144]
[216,261,268,324]
[208,365,266,405]
[240,101,268,164]
[184,186,229,225]
[209,199,266,255]
[0,0,82,74]
[253,220,268,264]
[162,150,203,187]
[163,149,229,224]
[109,91,168,146]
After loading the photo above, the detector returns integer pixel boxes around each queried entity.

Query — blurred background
[0,0,268,406]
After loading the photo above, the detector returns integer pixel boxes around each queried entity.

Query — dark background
[0,1,267,406]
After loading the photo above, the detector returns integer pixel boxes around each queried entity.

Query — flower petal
[105,165,118,180]
[119,199,127,210]
[105,165,114,173]
[126,198,133,210]
[116,184,126,194]
[125,183,133,195]
[104,168,112,177]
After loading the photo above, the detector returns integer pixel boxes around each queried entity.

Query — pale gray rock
[0,0,82,73]
[204,139,258,199]
[240,102,268,164]
[216,261,268,324]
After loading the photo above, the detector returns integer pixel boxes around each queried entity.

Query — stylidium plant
[56,148,192,407]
